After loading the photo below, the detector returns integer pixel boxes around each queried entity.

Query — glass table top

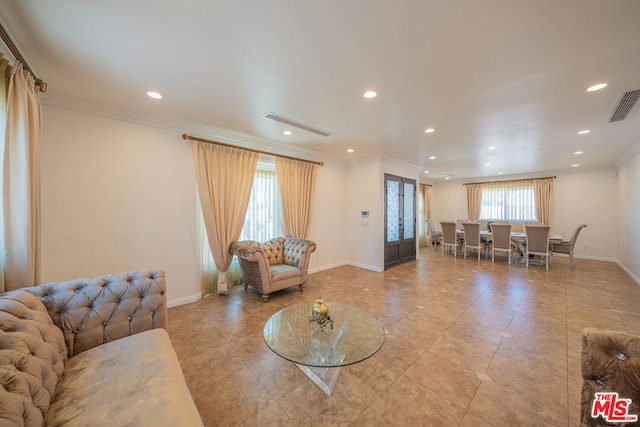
[263,301,386,368]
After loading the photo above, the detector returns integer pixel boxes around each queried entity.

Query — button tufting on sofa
[1,270,203,426]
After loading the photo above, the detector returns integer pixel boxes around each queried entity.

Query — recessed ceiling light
[572,164,580,167]
[363,91,377,99]
[347,148,354,153]
[577,130,591,135]
[283,130,292,135]
[498,172,504,175]
[445,177,450,180]
[587,83,607,92]
[424,128,435,133]
[146,91,162,99]
[487,146,497,150]
[429,156,436,160]
[484,163,491,166]
[424,170,430,174]
[574,151,584,155]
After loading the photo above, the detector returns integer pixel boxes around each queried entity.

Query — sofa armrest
[25,271,167,357]
[230,241,268,263]
[283,238,316,282]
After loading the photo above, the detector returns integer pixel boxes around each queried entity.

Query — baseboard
[570,254,619,263]
[345,261,384,273]
[167,292,202,308]
[617,261,640,286]
[308,261,349,274]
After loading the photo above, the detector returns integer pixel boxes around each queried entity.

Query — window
[239,167,282,241]
[479,181,537,222]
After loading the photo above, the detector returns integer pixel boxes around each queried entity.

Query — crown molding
[41,92,347,167]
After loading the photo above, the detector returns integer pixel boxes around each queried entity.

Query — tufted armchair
[230,237,316,301]
[580,327,640,426]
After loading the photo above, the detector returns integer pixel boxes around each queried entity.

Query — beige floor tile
[370,374,467,425]
[166,248,640,425]
[467,381,569,426]
[404,351,482,409]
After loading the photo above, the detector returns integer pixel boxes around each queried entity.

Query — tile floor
[167,248,640,426]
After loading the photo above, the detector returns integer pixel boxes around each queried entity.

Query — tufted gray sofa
[230,237,316,301]
[0,270,203,427]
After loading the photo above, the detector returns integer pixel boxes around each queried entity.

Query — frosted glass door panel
[387,180,400,242]
[403,182,415,239]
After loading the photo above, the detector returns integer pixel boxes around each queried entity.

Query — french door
[384,174,416,269]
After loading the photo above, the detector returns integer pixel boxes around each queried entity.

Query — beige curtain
[276,157,318,239]
[1,61,42,292]
[425,184,432,220]
[465,183,483,221]
[191,142,257,294]
[533,177,555,225]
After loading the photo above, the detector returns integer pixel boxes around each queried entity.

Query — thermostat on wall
[361,211,369,217]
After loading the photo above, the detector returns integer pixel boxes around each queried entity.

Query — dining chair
[524,224,552,269]
[490,222,513,264]
[427,219,442,247]
[462,222,483,260]
[551,224,587,269]
[440,221,459,257]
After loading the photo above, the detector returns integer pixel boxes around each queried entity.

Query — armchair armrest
[25,271,167,357]
[283,237,317,283]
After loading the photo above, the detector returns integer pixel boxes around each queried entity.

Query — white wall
[41,105,200,303]
[617,143,640,283]
[347,158,382,271]
[346,158,422,271]
[307,161,349,272]
[40,104,350,305]
[430,168,619,261]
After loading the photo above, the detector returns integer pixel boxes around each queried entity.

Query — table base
[295,364,341,397]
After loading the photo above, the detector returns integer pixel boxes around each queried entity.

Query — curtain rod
[463,176,556,186]
[0,21,47,93]
[182,134,324,166]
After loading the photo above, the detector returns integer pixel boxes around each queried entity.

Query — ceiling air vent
[262,111,332,137]
[608,89,640,122]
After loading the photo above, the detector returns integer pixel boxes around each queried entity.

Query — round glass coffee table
[263,301,385,395]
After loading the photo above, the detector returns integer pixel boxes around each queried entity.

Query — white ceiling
[1,1,640,180]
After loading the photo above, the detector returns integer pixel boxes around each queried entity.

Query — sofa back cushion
[0,291,67,426]
[25,271,167,357]
[261,237,284,265]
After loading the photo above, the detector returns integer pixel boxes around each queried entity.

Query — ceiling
[1,1,640,181]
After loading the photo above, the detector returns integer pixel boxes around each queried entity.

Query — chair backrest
[427,219,438,237]
[490,223,512,250]
[462,222,481,246]
[456,219,468,230]
[569,224,587,248]
[440,221,457,244]
[525,225,551,253]
[478,220,489,231]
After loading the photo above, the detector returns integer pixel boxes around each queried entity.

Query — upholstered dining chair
[462,222,483,260]
[580,327,640,426]
[490,222,513,264]
[552,224,587,269]
[440,221,459,257]
[524,224,552,269]
[427,219,441,247]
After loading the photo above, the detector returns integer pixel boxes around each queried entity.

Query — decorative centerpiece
[310,299,333,330]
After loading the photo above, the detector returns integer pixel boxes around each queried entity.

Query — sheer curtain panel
[191,142,257,294]
[533,177,554,225]
[465,183,483,221]
[276,157,318,239]
[1,61,42,292]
